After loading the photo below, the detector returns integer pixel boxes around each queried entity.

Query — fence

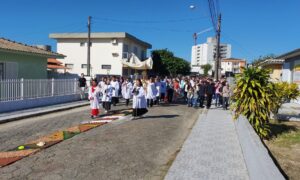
[0,78,80,102]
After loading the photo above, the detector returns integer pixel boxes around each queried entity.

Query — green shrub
[272,82,300,117]
[232,67,275,138]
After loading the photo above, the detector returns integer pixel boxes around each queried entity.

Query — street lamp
[189,5,196,9]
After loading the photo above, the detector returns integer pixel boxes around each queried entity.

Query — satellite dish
[190,5,196,9]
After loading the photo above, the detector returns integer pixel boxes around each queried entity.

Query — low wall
[0,94,81,113]
[235,117,285,180]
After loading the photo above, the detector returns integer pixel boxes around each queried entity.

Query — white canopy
[121,53,153,70]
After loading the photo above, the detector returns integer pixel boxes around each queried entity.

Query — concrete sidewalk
[165,108,285,180]
[0,100,89,124]
[165,109,249,180]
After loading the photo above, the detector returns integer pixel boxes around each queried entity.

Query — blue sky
[1,0,299,62]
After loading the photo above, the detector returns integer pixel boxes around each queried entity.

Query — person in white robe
[110,76,120,106]
[132,79,148,119]
[122,78,133,106]
[102,79,113,113]
[88,79,101,118]
[146,77,157,107]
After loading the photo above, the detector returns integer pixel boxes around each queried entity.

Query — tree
[231,67,275,138]
[252,54,277,66]
[151,49,190,76]
[151,50,168,76]
[200,64,212,76]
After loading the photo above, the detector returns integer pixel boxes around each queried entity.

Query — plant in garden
[201,64,212,76]
[272,82,300,118]
[231,67,276,138]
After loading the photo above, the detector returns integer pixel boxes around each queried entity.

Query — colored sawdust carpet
[0,108,132,168]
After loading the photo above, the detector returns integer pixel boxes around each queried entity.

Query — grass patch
[268,120,300,147]
[265,120,300,180]
[272,130,300,147]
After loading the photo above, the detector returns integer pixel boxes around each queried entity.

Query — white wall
[282,62,292,83]
[56,38,148,76]
[0,94,81,113]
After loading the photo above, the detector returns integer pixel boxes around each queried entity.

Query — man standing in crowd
[205,79,214,109]
[160,77,167,102]
[198,80,206,108]
[222,82,231,110]
[154,77,161,105]
[78,73,87,100]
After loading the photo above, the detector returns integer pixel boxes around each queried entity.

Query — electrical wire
[207,0,218,31]
[92,16,208,24]
[92,21,196,33]
[222,32,258,61]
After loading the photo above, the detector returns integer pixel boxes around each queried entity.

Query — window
[123,44,129,59]
[0,63,3,80]
[141,50,146,60]
[102,65,111,69]
[123,44,129,52]
[133,46,138,55]
[65,63,74,69]
[81,64,87,69]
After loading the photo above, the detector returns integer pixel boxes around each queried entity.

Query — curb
[0,102,89,124]
[234,116,285,180]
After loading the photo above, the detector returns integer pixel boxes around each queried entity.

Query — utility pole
[214,14,221,81]
[87,16,91,77]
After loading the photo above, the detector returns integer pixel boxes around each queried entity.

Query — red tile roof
[0,38,65,58]
[47,64,69,69]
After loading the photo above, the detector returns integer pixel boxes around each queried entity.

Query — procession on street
[84,74,233,119]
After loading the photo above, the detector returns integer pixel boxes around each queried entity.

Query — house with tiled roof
[0,38,65,79]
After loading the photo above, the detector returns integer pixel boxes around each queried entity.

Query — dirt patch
[265,120,300,180]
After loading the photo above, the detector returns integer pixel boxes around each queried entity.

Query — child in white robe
[88,79,101,118]
[102,79,112,113]
[132,79,148,119]
[146,77,157,108]
[110,76,120,106]
[122,78,133,106]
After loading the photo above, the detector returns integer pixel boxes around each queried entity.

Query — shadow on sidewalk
[133,115,179,120]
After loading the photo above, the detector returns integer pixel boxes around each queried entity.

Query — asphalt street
[0,102,201,180]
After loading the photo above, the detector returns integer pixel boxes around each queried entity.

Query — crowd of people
[78,73,232,119]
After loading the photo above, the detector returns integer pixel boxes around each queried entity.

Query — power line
[207,0,218,31]
[92,17,208,24]
[222,32,258,61]
[216,0,220,16]
[92,21,196,33]
[5,21,86,39]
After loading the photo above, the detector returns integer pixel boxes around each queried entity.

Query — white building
[191,37,231,74]
[49,32,152,76]
[221,58,246,75]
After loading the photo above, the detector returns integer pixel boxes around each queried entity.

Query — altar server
[146,77,157,107]
[102,79,113,113]
[110,76,120,106]
[132,79,148,119]
[122,78,133,106]
[88,79,101,118]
